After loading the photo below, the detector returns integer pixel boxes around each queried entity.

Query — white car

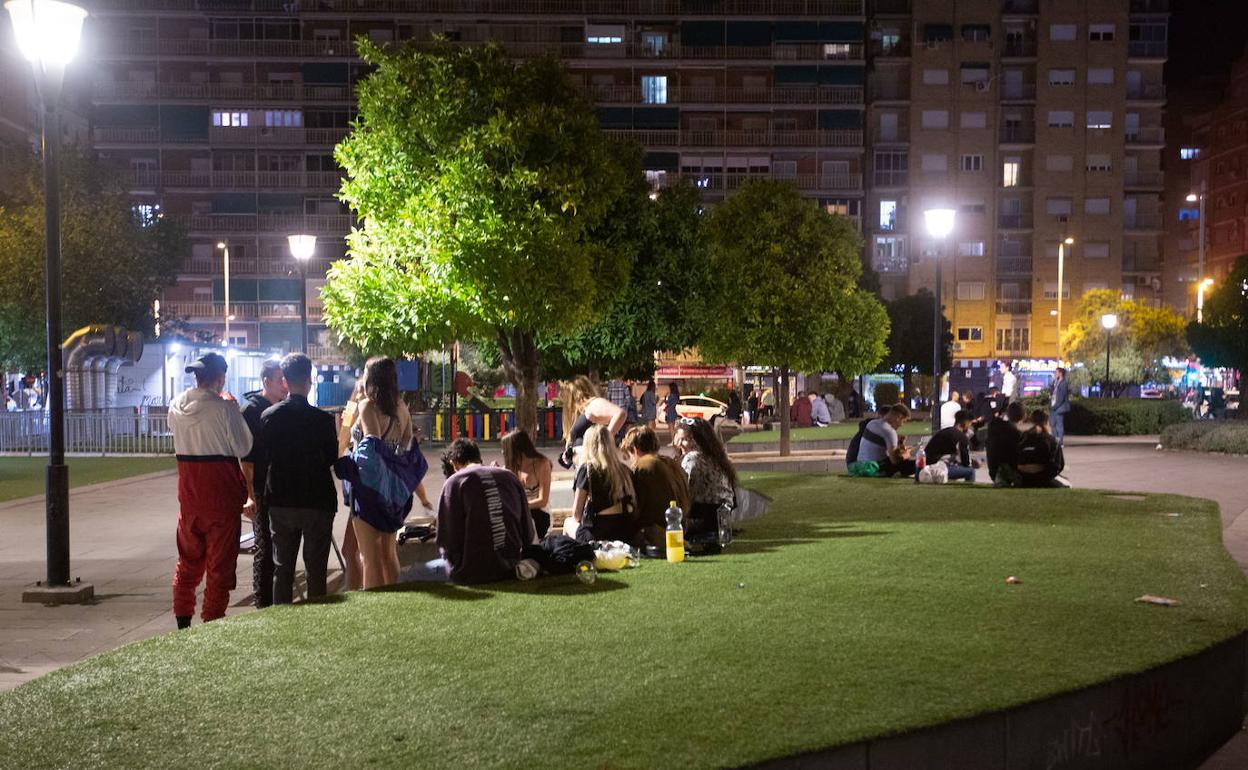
[676,395,728,423]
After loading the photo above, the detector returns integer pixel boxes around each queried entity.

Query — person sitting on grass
[809,391,832,427]
[791,390,812,428]
[986,401,1027,487]
[1016,410,1071,489]
[855,403,916,478]
[500,428,552,540]
[674,417,737,541]
[923,409,979,482]
[621,425,691,550]
[566,424,638,544]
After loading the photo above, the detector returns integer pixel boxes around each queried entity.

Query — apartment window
[772,161,797,178]
[921,153,948,172]
[957,281,986,300]
[132,203,161,227]
[1180,147,1201,160]
[586,24,624,44]
[874,150,907,185]
[957,327,983,342]
[924,24,953,43]
[641,32,668,56]
[1045,154,1073,171]
[1046,198,1073,217]
[1085,197,1111,216]
[921,110,950,129]
[1047,111,1074,128]
[996,327,1030,352]
[1087,68,1115,85]
[823,43,853,58]
[960,199,986,215]
[962,24,991,42]
[212,110,248,127]
[958,242,985,257]
[960,64,990,84]
[1042,282,1071,300]
[1089,23,1116,42]
[879,200,898,230]
[1084,242,1111,258]
[640,75,667,104]
[264,110,302,127]
[960,111,987,129]
[1086,154,1112,172]
[1087,110,1113,129]
[1002,158,1021,187]
[873,235,907,273]
[960,154,983,172]
[922,69,949,85]
[1048,69,1075,86]
[1050,24,1077,42]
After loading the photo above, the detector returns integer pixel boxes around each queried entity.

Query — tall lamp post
[1187,183,1207,300]
[287,234,315,352]
[1055,236,1074,359]
[1101,313,1118,398]
[924,208,955,433]
[216,241,231,347]
[1196,277,1214,324]
[9,0,91,603]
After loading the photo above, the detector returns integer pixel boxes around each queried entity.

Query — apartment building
[866,0,1168,360]
[84,0,1165,364]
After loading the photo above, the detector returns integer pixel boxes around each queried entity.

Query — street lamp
[8,0,90,602]
[1196,277,1214,323]
[1101,313,1118,397]
[287,234,315,352]
[924,207,955,433]
[1056,236,1074,360]
[216,241,231,347]
[1186,184,1207,292]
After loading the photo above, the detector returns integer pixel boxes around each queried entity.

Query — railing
[1000,0,1038,14]
[181,257,332,276]
[1128,41,1168,58]
[869,82,910,101]
[167,213,353,234]
[999,126,1035,144]
[94,81,354,101]
[654,171,862,193]
[307,344,348,364]
[1124,170,1164,187]
[869,125,909,143]
[1000,84,1037,101]
[996,258,1033,274]
[1129,0,1168,11]
[93,0,867,15]
[1126,127,1166,145]
[0,409,173,456]
[1125,212,1163,231]
[871,0,910,12]
[131,169,343,190]
[97,37,356,58]
[160,301,313,320]
[1127,84,1167,100]
[94,126,350,146]
[873,169,909,186]
[585,84,863,106]
[995,300,1032,315]
[868,41,910,57]
[997,213,1033,229]
[1001,41,1037,57]
[606,128,862,147]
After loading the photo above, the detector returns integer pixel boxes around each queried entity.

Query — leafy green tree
[1188,256,1248,392]
[0,149,183,371]
[1061,289,1189,396]
[699,180,889,455]
[322,41,645,433]
[881,289,952,405]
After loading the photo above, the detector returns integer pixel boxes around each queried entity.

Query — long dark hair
[1029,409,1051,434]
[668,381,680,396]
[501,429,546,475]
[364,356,400,417]
[685,418,738,487]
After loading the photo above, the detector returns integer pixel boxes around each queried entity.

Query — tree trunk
[778,365,791,457]
[496,326,541,437]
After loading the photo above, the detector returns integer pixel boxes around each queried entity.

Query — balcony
[94,81,353,102]
[998,126,1035,145]
[997,213,1033,229]
[1123,170,1164,188]
[869,81,910,101]
[654,171,862,194]
[131,170,343,190]
[1000,83,1037,102]
[1001,40,1037,58]
[161,301,307,321]
[169,213,353,235]
[94,126,350,147]
[1128,41,1168,59]
[1126,84,1167,101]
[869,41,911,57]
[996,258,1033,275]
[1001,0,1038,14]
[995,300,1032,315]
[307,344,348,364]
[181,258,333,277]
[604,128,862,148]
[871,0,911,13]
[97,0,868,15]
[1125,127,1166,146]
[1125,212,1163,231]
[1130,0,1169,13]
[873,169,909,187]
[585,84,863,106]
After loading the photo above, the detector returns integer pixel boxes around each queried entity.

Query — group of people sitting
[789,390,846,428]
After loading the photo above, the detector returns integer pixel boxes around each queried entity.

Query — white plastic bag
[917,460,949,484]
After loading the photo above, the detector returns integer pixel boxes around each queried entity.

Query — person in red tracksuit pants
[168,353,253,629]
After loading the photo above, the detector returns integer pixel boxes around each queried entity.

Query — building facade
[85,0,1166,363]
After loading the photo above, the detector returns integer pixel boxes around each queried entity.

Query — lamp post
[1187,182,1207,299]
[216,241,231,347]
[287,234,315,352]
[8,0,89,601]
[1056,236,1073,360]
[1101,313,1118,398]
[924,208,956,433]
[1196,277,1214,324]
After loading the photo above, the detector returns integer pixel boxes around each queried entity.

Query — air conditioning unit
[975,80,991,93]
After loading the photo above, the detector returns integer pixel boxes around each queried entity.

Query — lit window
[586,24,624,44]
[1002,159,1021,187]
[640,75,667,104]
[132,202,161,226]
[1180,147,1201,160]
[823,43,852,58]
[958,242,985,257]
[873,236,907,273]
[264,110,302,127]
[879,200,897,230]
[1087,111,1113,129]
[212,110,248,128]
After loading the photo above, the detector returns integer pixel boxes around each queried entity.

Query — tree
[880,289,952,405]
[1061,289,1190,396]
[1188,256,1248,388]
[322,41,646,433]
[0,149,184,371]
[699,180,889,455]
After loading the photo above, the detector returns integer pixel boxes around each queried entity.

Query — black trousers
[269,506,335,605]
[252,503,274,608]
[879,457,917,478]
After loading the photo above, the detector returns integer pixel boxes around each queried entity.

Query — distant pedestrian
[847,386,862,418]
[746,390,760,424]
[257,354,339,604]
[167,353,253,629]
[240,359,287,608]
[760,387,775,420]
[1001,363,1018,402]
[640,380,658,429]
[663,381,680,435]
[1050,367,1071,445]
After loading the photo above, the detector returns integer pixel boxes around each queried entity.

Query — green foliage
[873,381,901,408]
[1064,398,1191,436]
[1161,420,1248,455]
[881,289,952,376]
[0,149,184,370]
[1060,289,1190,395]
[1188,255,1248,374]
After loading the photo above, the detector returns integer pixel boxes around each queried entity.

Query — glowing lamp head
[287,233,316,262]
[1186,193,1199,203]
[923,208,956,239]
[1063,237,1074,245]
[1100,313,1118,331]
[5,0,87,66]
[1201,278,1214,288]
[216,241,227,250]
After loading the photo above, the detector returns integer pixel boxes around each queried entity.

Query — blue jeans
[400,557,451,583]
[1051,411,1066,444]
[946,463,976,482]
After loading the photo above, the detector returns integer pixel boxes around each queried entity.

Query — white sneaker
[515,558,540,581]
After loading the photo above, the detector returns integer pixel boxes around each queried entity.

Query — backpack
[845,418,871,464]
[1018,432,1062,472]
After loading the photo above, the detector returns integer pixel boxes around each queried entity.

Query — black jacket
[985,417,1022,480]
[241,391,273,495]
[257,394,338,512]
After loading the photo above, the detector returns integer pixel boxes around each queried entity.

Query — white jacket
[168,387,253,459]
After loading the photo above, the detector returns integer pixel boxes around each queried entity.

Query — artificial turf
[730,421,930,444]
[0,474,1244,769]
[0,456,176,502]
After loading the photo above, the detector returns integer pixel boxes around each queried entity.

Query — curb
[0,470,178,511]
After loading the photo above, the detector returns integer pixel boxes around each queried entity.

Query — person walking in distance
[167,353,253,629]
[1050,367,1071,445]
[640,380,658,430]
[240,359,287,608]
[257,354,339,604]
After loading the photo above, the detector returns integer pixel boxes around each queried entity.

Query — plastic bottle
[665,500,685,563]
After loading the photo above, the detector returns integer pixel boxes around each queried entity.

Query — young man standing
[257,354,338,604]
[168,353,253,628]
[923,409,979,482]
[1050,367,1071,445]
[240,359,287,608]
[856,403,916,477]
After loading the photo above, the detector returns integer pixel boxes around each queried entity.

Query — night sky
[1166,0,1248,108]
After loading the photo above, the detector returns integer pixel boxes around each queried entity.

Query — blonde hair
[560,376,602,440]
[582,424,634,504]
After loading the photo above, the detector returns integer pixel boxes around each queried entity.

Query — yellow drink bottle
[665,499,685,563]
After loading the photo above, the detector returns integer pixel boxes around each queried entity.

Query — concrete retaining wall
[747,632,1247,770]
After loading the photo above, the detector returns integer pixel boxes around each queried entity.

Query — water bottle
[717,502,734,548]
[574,560,597,585]
[665,500,685,563]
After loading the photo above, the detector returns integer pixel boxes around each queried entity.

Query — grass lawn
[1,474,1244,769]
[0,456,175,502]
[731,420,931,444]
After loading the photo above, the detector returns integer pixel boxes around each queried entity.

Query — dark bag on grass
[521,534,596,576]
[845,418,871,464]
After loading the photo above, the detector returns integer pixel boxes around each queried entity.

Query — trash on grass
[1005,576,1022,584]
[1135,594,1179,607]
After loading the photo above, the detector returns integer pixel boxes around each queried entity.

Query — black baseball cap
[185,353,228,375]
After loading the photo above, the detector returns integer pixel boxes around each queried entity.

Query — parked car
[676,395,728,423]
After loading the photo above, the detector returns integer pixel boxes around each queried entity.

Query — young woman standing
[663,381,680,436]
